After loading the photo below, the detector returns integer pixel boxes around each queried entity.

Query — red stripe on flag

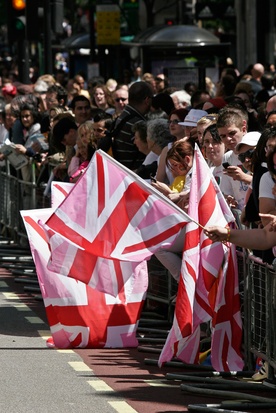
[47,182,150,258]
[96,152,105,216]
[122,223,186,254]
[24,216,49,244]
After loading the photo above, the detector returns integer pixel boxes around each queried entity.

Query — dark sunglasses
[115,97,127,102]
[238,149,254,163]
[155,77,164,82]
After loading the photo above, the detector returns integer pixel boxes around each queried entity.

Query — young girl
[151,139,194,211]
[68,121,96,183]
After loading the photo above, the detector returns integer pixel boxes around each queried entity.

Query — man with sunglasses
[112,87,129,118]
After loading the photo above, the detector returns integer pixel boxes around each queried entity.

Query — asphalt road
[1,244,275,413]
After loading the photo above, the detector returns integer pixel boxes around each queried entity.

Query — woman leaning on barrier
[12,102,45,210]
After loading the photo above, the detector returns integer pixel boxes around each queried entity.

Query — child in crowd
[152,139,194,211]
[68,121,96,183]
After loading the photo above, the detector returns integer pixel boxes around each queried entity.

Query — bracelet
[225,227,231,242]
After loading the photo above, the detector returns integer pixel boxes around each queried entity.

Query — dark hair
[151,93,174,116]
[20,103,39,124]
[251,128,273,172]
[266,110,276,122]
[47,84,68,105]
[267,144,276,178]
[191,90,209,108]
[69,95,90,110]
[184,81,197,95]
[203,124,221,144]
[93,111,112,123]
[169,108,189,122]
[132,121,147,143]
[52,116,77,151]
[128,81,153,105]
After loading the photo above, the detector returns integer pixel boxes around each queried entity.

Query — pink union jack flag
[43,151,191,294]
[21,207,148,348]
[20,151,191,348]
[158,146,244,371]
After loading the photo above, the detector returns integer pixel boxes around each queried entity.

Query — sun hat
[236,131,261,151]
[178,109,208,127]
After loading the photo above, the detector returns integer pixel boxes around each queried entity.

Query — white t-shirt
[259,171,276,200]
[220,150,250,210]
[210,164,223,186]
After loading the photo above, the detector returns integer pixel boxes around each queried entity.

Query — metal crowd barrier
[245,253,276,387]
[0,160,276,390]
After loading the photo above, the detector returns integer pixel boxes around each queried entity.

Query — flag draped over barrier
[158,146,244,371]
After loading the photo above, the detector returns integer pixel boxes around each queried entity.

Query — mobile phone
[222,162,230,169]
[150,174,157,182]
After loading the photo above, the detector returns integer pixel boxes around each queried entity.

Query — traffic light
[7,0,26,43]
[12,0,26,10]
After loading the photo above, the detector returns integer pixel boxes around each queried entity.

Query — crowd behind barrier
[0,158,275,386]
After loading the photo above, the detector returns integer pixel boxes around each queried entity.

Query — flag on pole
[158,146,244,371]
[44,151,191,294]
[21,151,191,348]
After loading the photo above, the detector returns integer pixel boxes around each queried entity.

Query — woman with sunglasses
[155,108,188,184]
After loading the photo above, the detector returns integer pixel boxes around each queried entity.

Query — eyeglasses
[115,97,127,102]
[155,77,164,82]
[168,119,180,125]
[238,149,254,163]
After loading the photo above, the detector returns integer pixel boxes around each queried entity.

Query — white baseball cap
[236,131,261,151]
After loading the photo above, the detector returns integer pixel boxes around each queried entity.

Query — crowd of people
[0,62,276,378]
[0,63,276,262]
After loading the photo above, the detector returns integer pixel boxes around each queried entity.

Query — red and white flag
[44,151,191,296]
[21,151,191,348]
[21,207,148,349]
[158,146,244,371]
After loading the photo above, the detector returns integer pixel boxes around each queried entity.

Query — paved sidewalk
[0,273,127,413]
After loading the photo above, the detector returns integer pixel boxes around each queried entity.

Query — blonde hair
[197,114,218,127]
[37,74,56,87]
[77,120,94,144]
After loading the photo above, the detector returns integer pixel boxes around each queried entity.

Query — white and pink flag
[158,146,244,371]
[22,149,244,370]
[21,151,190,348]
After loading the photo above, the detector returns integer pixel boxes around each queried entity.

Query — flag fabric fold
[21,208,148,349]
[21,151,191,348]
[44,151,191,291]
[21,148,244,369]
[158,145,244,371]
